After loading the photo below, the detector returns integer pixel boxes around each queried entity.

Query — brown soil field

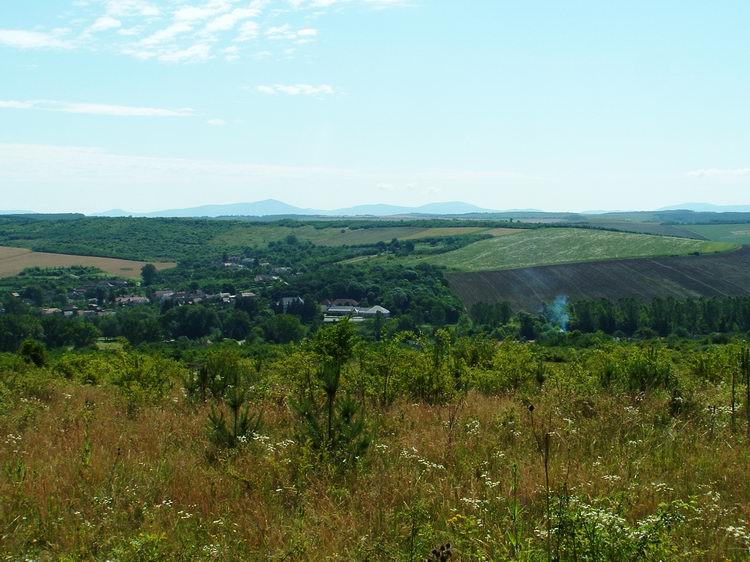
[447,245,750,312]
[0,246,176,279]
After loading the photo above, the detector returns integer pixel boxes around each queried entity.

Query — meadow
[210,225,518,248]
[0,246,175,279]
[683,224,750,245]
[2,330,750,560]
[399,229,735,272]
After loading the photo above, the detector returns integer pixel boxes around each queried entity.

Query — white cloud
[0,0,405,63]
[0,29,72,49]
[157,43,212,63]
[207,118,227,125]
[221,45,240,60]
[0,144,527,214]
[0,99,193,117]
[265,24,318,41]
[174,1,235,23]
[139,22,193,46]
[376,182,440,196]
[88,16,122,33]
[687,168,750,178]
[0,100,35,109]
[235,20,259,41]
[106,0,161,18]
[203,7,262,34]
[0,143,350,186]
[365,0,409,6]
[291,0,407,7]
[255,84,335,96]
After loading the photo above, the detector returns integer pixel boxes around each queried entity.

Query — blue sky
[1,0,749,213]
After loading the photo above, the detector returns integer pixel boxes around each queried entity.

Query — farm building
[323,304,391,323]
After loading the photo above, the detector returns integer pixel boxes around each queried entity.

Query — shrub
[18,339,48,368]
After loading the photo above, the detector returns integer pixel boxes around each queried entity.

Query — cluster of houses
[18,270,392,325]
[222,256,294,277]
[221,256,256,269]
[321,299,391,323]
[41,304,111,318]
[117,290,258,307]
[35,290,391,324]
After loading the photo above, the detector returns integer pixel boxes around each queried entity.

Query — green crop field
[402,228,736,272]
[681,223,750,245]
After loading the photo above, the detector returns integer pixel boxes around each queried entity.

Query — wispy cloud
[290,0,409,7]
[0,0,407,63]
[265,24,318,42]
[207,118,227,126]
[235,20,259,42]
[87,16,122,34]
[203,6,263,34]
[377,182,440,196]
[157,43,212,63]
[687,168,750,178]
[0,29,73,49]
[0,143,530,213]
[139,22,193,47]
[105,0,161,18]
[0,143,350,184]
[0,100,35,109]
[0,99,193,117]
[255,84,335,96]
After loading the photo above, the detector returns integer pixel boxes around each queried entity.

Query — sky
[1,0,749,214]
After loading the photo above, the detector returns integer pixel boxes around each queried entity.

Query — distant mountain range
[658,203,750,213]
[96,199,506,218]
[5,200,750,219]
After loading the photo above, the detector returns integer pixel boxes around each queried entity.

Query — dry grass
[2,375,750,560]
[0,246,176,279]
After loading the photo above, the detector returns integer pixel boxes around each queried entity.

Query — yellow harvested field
[0,246,176,279]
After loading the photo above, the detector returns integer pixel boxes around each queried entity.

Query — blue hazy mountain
[96,199,499,218]
[658,202,750,213]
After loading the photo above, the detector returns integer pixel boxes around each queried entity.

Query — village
[20,255,391,326]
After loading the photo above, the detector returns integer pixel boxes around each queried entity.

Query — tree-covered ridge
[0,216,524,262]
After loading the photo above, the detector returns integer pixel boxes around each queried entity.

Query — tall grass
[1,339,750,560]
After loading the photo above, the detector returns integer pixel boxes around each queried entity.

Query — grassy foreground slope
[3,341,750,560]
[448,246,750,311]
[416,228,735,272]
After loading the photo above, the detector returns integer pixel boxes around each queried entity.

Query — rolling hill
[448,246,750,312]
[404,228,735,272]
